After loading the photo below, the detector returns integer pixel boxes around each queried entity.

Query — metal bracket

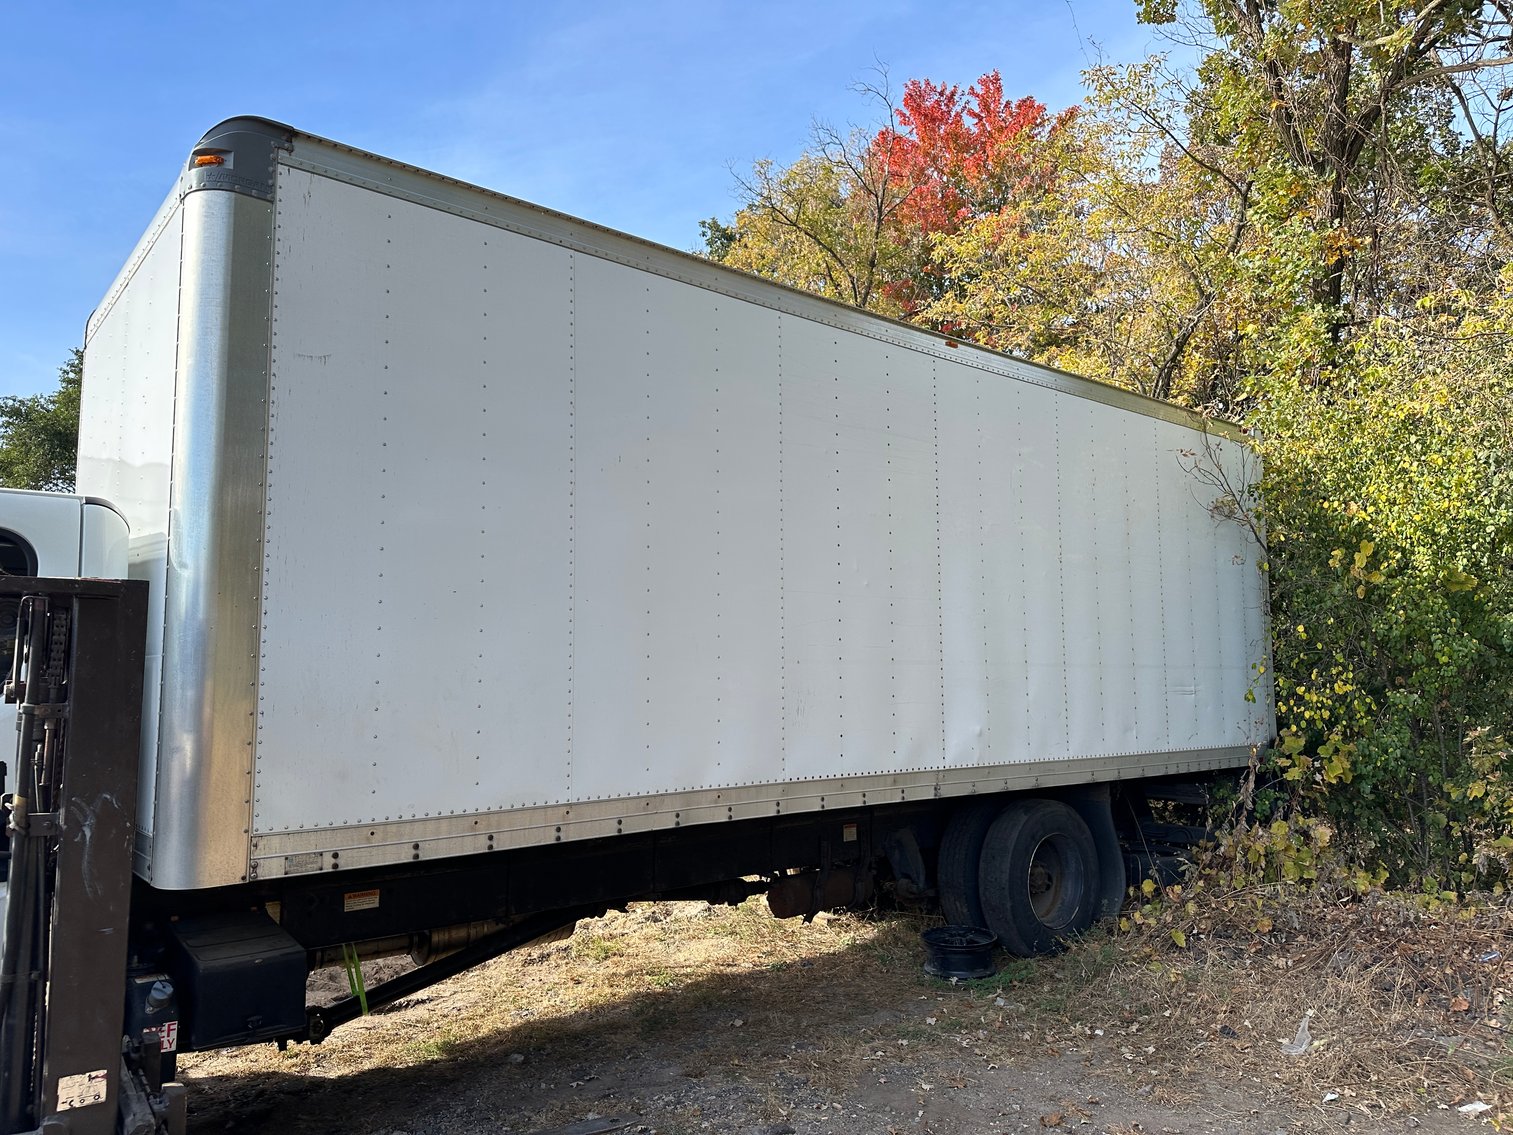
[25,814,58,839]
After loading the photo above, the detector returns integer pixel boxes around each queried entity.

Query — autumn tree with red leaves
[707,71,1071,327]
[873,73,1073,318]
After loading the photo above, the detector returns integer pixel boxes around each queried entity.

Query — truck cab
[0,489,129,582]
[0,489,129,659]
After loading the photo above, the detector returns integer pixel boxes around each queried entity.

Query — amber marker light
[193,154,226,167]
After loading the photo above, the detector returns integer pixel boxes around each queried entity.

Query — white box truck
[0,118,1272,1133]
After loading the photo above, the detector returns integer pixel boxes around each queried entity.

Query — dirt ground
[177,899,1508,1135]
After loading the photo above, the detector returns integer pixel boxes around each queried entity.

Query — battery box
[167,911,307,1050]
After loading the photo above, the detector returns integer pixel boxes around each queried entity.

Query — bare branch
[1396,52,1513,92]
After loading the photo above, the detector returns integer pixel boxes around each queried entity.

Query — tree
[724,140,917,313]
[698,217,739,262]
[1144,0,1513,366]
[1131,0,1513,883]
[1250,301,1513,885]
[713,72,1071,325]
[0,350,81,492]
[926,60,1258,407]
[867,71,1073,321]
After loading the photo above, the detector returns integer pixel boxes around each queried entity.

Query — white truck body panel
[77,184,186,841]
[0,490,129,741]
[0,490,128,579]
[78,120,1273,890]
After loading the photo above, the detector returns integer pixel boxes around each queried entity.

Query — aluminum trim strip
[248,746,1253,878]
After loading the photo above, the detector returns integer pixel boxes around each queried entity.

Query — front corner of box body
[186,117,292,201]
[146,183,274,890]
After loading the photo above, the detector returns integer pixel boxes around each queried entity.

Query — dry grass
[180,900,936,1129]
[1033,886,1512,1123]
[178,887,1511,1131]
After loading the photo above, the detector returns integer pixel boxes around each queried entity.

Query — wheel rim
[1026,835,1081,928]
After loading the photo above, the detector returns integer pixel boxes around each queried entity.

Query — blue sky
[1,0,1172,398]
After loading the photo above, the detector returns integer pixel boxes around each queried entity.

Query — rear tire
[937,799,1003,929]
[978,799,1098,956]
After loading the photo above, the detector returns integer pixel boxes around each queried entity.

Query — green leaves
[0,349,80,492]
[1254,347,1513,888]
[1136,0,1179,24]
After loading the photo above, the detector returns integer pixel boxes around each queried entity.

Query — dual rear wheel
[938,798,1098,956]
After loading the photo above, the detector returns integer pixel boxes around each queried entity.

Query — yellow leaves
[1340,538,1386,599]
[1322,227,1367,265]
[1170,929,1188,948]
[1140,878,1157,898]
[1321,750,1353,785]
[1445,567,1478,593]
[1350,864,1388,893]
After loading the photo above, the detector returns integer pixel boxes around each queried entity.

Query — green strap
[341,943,369,1016]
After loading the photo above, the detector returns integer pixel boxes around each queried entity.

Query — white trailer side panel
[78,191,184,840]
[258,169,579,824]
[571,258,787,798]
[250,160,1269,855]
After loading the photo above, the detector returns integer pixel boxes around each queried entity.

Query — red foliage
[866,71,1073,317]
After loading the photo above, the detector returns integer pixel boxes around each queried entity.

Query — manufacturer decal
[159,1021,179,1052]
[56,1069,109,1110]
[284,852,323,873]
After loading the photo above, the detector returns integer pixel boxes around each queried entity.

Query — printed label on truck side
[284,852,323,874]
[160,1021,179,1052]
[56,1069,109,1110]
[343,888,381,913]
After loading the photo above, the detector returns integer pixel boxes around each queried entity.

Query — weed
[398,1030,461,1063]
[570,933,623,962]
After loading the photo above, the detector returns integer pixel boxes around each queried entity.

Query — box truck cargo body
[0,118,1272,1131]
[78,119,1270,895]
